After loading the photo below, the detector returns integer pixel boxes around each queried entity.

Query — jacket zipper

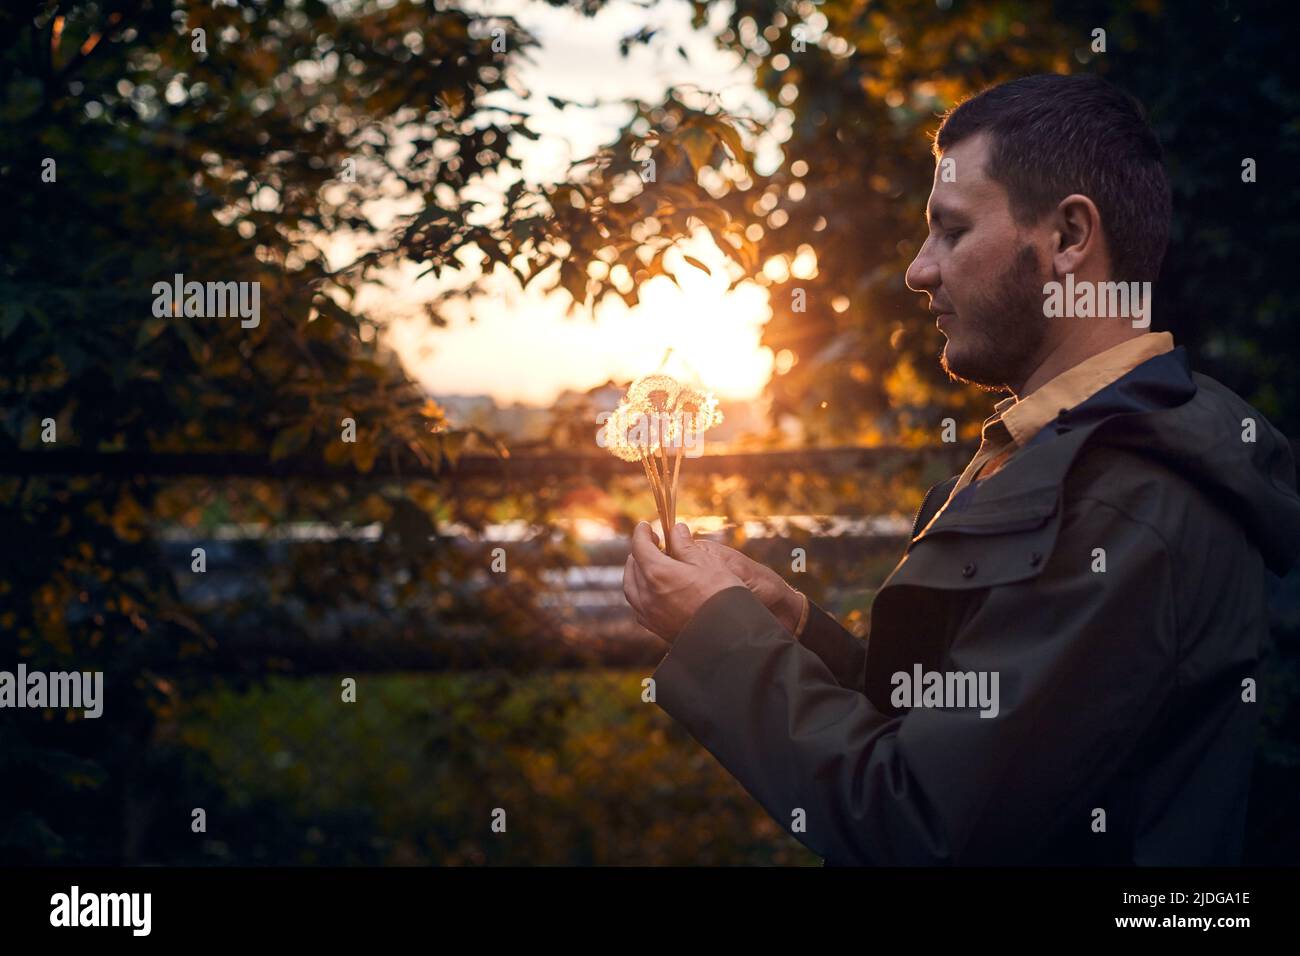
[909,480,945,540]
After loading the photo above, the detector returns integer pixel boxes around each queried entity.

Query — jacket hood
[1033,346,1300,577]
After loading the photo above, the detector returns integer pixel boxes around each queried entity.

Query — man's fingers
[686,537,752,583]
[624,552,655,607]
[669,522,697,559]
[623,555,655,633]
[696,538,741,568]
[622,554,644,610]
[631,520,673,569]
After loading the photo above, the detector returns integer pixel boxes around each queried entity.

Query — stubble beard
[940,243,1050,392]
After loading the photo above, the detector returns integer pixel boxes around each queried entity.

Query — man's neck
[1009,327,1150,400]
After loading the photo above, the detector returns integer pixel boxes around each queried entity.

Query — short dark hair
[934,73,1171,283]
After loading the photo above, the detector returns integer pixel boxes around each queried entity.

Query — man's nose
[905,238,939,293]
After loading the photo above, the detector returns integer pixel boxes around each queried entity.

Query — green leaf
[270,422,312,462]
[0,302,22,339]
[135,317,167,348]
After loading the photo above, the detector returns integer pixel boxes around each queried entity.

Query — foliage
[0,0,594,862]
[176,671,818,866]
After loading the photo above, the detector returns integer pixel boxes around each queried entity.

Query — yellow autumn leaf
[678,125,714,172]
[351,440,378,474]
[682,254,711,276]
[323,440,351,466]
[440,431,468,466]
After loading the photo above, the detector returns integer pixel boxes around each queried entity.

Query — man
[622,73,1300,865]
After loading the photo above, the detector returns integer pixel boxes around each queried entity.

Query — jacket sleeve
[792,474,958,693]
[796,599,868,694]
[651,498,1178,864]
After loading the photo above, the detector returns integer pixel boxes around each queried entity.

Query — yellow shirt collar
[995,331,1176,446]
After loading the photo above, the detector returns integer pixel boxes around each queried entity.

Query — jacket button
[1029,551,1043,567]
[961,562,977,578]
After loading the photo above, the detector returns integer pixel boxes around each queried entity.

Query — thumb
[670,522,698,559]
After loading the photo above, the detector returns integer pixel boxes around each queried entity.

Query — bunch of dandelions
[603,374,723,557]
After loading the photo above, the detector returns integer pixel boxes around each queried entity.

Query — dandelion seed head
[673,385,724,434]
[603,401,657,461]
[626,374,682,414]
[603,374,722,458]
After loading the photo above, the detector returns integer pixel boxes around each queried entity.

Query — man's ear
[1050,193,1104,278]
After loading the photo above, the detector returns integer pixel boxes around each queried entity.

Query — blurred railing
[0,445,974,479]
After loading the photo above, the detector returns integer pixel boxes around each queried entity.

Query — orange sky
[331,0,808,406]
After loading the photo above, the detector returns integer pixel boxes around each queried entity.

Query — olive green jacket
[652,348,1300,864]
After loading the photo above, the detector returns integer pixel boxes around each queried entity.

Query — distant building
[432,380,778,448]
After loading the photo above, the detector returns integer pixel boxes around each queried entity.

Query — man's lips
[931,309,956,327]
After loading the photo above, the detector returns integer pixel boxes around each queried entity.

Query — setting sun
[381,231,778,406]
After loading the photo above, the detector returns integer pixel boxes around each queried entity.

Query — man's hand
[692,538,806,634]
[623,521,746,643]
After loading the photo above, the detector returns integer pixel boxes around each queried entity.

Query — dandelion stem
[641,450,671,555]
[670,441,684,530]
[657,438,673,529]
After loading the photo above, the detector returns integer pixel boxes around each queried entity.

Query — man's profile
[622,73,1300,865]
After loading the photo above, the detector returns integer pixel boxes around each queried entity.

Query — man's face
[904,132,1052,391]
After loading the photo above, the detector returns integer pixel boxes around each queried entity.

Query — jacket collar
[915,347,1197,540]
[996,332,1176,447]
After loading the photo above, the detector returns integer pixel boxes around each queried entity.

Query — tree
[0,0,686,862]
